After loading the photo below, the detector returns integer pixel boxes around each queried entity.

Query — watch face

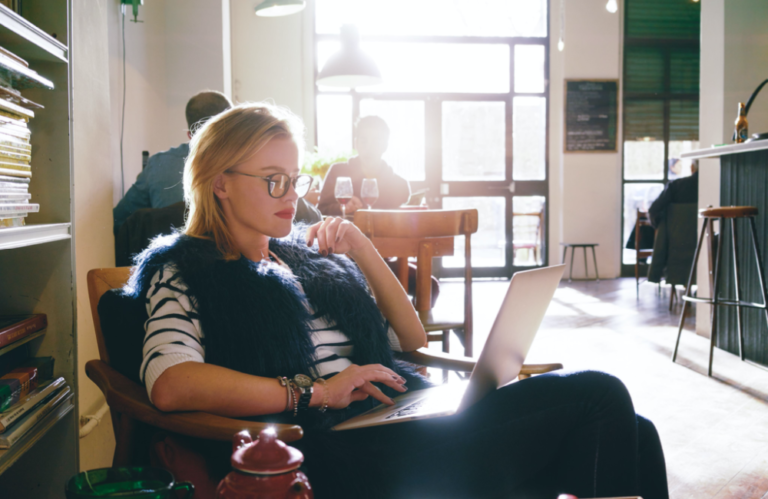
[294,374,313,388]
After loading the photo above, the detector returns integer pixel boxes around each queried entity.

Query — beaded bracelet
[315,378,329,413]
[289,381,299,418]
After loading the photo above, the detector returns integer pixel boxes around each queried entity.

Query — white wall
[549,0,623,278]
[229,0,316,147]
[108,0,226,205]
[696,0,768,336]
[72,0,117,471]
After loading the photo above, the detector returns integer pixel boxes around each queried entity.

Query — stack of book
[0,314,71,448]
[0,45,52,228]
[0,375,72,449]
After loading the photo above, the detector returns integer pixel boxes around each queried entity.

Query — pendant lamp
[317,25,382,88]
[255,0,305,17]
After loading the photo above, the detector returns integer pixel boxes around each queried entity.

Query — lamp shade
[255,0,305,17]
[317,25,382,88]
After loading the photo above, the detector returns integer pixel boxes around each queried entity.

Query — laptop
[332,264,566,431]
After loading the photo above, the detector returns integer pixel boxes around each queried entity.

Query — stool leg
[591,246,600,281]
[674,218,709,363]
[583,247,589,279]
[748,218,768,338]
[731,218,745,361]
[569,246,575,282]
[562,245,567,264]
[709,218,725,377]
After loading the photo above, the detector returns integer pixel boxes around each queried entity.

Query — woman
[129,103,668,499]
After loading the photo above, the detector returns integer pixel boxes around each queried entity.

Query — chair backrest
[87,267,133,365]
[354,209,479,354]
[354,209,478,239]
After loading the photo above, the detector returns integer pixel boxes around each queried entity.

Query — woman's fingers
[358,381,394,405]
[305,222,321,247]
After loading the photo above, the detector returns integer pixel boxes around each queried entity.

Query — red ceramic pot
[215,428,313,499]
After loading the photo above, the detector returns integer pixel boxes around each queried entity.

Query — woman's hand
[312,364,407,410]
[306,217,371,257]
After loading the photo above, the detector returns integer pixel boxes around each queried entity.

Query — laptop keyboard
[385,399,426,420]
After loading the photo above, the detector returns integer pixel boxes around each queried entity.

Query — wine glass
[361,178,379,209]
[334,176,353,218]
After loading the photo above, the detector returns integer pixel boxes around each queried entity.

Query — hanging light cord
[119,5,127,197]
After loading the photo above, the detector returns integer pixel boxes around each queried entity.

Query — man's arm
[376,171,411,209]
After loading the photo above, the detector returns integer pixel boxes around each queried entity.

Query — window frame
[312,5,550,278]
[620,31,700,274]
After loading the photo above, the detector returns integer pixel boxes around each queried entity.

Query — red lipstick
[275,209,295,220]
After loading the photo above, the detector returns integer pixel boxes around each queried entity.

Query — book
[0,132,31,151]
[0,315,47,349]
[0,86,42,110]
[0,166,30,178]
[0,174,28,184]
[0,182,28,191]
[0,377,64,431]
[0,216,24,227]
[0,154,29,167]
[0,51,54,90]
[0,148,31,162]
[0,96,33,121]
[0,193,30,202]
[0,161,29,173]
[0,203,37,214]
[0,46,27,68]
[0,388,72,448]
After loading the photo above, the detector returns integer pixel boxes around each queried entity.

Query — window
[314,0,549,278]
[621,0,700,267]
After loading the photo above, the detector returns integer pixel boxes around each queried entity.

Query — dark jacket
[125,230,430,430]
[649,171,698,228]
[647,203,698,285]
[317,156,410,216]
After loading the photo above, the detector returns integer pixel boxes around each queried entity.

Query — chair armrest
[395,349,563,377]
[396,348,476,372]
[84,360,303,442]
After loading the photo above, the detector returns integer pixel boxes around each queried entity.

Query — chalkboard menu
[564,80,618,152]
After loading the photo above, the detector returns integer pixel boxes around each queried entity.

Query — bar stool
[672,206,768,376]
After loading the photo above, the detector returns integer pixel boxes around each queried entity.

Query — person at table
[317,115,410,216]
[648,160,698,228]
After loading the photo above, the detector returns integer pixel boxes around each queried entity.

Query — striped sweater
[140,263,402,402]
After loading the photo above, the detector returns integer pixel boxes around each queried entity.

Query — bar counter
[682,141,768,367]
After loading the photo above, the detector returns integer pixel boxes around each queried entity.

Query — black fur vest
[126,229,430,430]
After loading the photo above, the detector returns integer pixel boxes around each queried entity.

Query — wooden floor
[432,277,768,499]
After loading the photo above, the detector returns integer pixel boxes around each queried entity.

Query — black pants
[298,370,668,499]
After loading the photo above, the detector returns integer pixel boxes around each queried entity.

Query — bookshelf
[0,2,78,497]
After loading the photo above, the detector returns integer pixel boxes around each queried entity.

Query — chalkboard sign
[564,80,618,152]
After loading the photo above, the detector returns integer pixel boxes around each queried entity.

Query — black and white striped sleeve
[139,265,205,402]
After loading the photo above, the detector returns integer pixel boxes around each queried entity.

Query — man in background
[649,160,699,228]
[113,91,232,234]
[317,115,410,216]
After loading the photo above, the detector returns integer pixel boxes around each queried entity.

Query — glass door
[314,0,550,279]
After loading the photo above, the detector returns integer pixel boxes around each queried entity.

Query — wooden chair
[512,210,544,266]
[86,267,562,466]
[354,209,478,357]
[634,209,655,296]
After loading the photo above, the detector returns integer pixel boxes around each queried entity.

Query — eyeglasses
[226,171,313,198]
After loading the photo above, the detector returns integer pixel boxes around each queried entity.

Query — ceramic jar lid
[231,428,304,475]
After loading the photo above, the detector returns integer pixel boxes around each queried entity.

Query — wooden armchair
[86,267,561,467]
[354,209,478,356]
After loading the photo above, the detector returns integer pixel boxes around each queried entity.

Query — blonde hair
[183,102,305,260]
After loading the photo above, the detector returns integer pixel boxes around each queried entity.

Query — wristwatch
[292,374,314,413]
